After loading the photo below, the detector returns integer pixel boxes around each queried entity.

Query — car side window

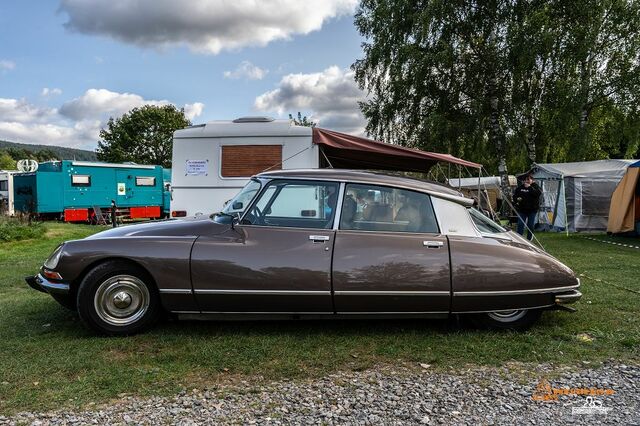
[340,184,439,234]
[243,180,339,229]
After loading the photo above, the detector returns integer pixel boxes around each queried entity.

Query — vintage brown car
[27,169,581,335]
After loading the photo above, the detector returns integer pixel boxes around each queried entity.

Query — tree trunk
[488,76,510,213]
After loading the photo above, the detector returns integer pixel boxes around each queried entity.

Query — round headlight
[44,244,64,270]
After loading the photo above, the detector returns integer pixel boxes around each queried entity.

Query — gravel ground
[1,360,638,425]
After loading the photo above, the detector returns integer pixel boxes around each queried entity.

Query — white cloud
[41,88,63,97]
[224,61,268,80]
[0,60,15,71]
[60,0,358,54]
[184,102,205,120]
[59,88,170,121]
[254,66,367,134]
[0,90,204,149]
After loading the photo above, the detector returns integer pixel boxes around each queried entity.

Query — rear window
[468,207,506,233]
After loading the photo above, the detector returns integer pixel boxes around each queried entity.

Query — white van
[170,117,319,217]
[0,170,16,216]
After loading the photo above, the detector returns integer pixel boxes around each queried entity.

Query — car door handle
[423,241,444,248]
[309,235,330,243]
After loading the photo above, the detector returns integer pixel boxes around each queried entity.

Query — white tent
[532,159,635,232]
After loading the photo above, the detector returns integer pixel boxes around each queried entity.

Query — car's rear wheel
[473,308,542,330]
[76,260,161,336]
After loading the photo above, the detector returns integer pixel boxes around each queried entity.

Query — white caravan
[0,170,17,216]
[170,117,319,217]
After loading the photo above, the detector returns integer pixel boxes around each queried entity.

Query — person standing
[513,173,542,240]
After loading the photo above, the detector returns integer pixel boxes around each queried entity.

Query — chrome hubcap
[94,275,149,326]
[112,291,132,309]
[487,309,527,323]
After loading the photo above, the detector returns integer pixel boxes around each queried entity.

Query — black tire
[51,293,77,311]
[76,260,161,336]
[471,309,542,331]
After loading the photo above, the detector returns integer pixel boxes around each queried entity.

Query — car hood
[85,216,229,239]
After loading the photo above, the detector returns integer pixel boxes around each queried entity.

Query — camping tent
[532,159,636,232]
[607,160,640,235]
[447,176,517,212]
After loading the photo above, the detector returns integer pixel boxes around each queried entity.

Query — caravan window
[135,176,156,187]
[71,175,91,187]
[221,145,282,177]
[0,180,7,192]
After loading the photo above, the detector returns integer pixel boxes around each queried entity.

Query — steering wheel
[241,206,262,225]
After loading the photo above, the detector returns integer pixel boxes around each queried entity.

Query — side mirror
[232,201,243,210]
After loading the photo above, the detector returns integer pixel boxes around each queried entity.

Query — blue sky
[0,0,366,149]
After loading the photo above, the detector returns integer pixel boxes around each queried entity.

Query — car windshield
[468,207,507,234]
[220,179,262,217]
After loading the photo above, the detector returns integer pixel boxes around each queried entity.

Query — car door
[332,183,451,313]
[190,179,339,313]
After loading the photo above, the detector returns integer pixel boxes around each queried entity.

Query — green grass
[0,225,638,414]
[0,217,46,242]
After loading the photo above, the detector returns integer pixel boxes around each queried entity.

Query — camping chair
[92,206,110,225]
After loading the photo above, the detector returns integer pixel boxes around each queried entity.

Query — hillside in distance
[0,140,97,161]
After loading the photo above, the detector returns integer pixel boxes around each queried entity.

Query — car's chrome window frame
[467,207,513,240]
[238,178,341,230]
[221,177,263,217]
[336,182,442,235]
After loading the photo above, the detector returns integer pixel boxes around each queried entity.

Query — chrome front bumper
[25,274,70,295]
[554,289,582,304]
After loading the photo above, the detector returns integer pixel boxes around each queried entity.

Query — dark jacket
[513,182,542,213]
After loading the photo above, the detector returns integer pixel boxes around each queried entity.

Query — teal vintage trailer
[13,161,170,222]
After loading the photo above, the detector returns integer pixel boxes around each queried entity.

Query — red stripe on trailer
[64,209,88,222]
[129,206,161,219]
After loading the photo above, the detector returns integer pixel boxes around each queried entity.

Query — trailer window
[0,180,7,191]
[135,176,156,186]
[221,145,282,177]
[71,175,91,187]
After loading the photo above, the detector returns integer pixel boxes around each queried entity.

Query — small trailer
[0,170,17,216]
[170,117,481,217]
[13,160,170,222]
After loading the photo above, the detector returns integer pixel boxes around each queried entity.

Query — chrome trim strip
[170,310,201,314]
[159,289,193,294]
[336,311,448,314]
[452,303,554,314]
[254,175,473,207]
[200,311,334,314]
[454,284,580,297]
[334,290,450,296]
[332,182,346,230]
[193,289,331,296]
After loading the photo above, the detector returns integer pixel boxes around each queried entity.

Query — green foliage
[353,0,640,174]
[0,152,16,170]
[97,105,191,168]
[0,140,97,162]
[289,112,317,127]
[0,217,45,242]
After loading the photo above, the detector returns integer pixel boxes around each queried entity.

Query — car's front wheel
[472,309,542,330]
[76,260,161,336]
